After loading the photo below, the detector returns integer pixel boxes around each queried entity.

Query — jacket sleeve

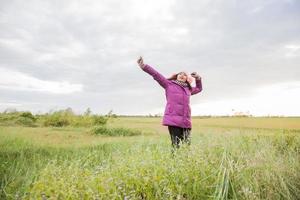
[141,64,169,89]
[191,78,203,95]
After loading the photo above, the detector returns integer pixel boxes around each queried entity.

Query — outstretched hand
[137,56,145,69]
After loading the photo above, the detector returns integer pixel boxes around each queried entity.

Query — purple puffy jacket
[142,64,202,128]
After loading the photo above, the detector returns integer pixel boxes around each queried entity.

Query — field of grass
[0,117,300,199]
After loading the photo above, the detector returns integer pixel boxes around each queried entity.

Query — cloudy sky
[0,0,299,116]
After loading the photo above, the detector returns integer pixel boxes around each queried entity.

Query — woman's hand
[191,72,201,80]
[137,56,145,69]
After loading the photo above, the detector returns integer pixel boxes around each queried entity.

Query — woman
[137,56,203,151]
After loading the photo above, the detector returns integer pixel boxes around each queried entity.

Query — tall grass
[90,125,142,136]
[1,125,299,199]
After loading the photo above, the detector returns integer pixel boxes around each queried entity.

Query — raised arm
[191,72,202,95]
[137,57,169,89]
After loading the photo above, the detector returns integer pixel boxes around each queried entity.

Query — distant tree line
[0,108,294,127]
[0,107,117,127]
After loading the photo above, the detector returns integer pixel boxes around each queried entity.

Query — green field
[1,117,300,199]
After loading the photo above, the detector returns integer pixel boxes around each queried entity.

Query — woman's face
[177,72,188,82]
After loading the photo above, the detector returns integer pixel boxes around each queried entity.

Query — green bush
[92,115,108,126]
[0,111,37,126]
[43,111,72,127]
[19,112,36,121]
[0,113,18,125]
[90,125,141,136]
[16,117,36,127]
[16,112,37,127]
[71,116,93,127]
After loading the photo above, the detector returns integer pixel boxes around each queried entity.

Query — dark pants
[168,126,191,150]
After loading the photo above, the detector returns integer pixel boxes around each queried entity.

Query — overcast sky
[0,0,299,116]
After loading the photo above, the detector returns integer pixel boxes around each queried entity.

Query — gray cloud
[0,0,299,115]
